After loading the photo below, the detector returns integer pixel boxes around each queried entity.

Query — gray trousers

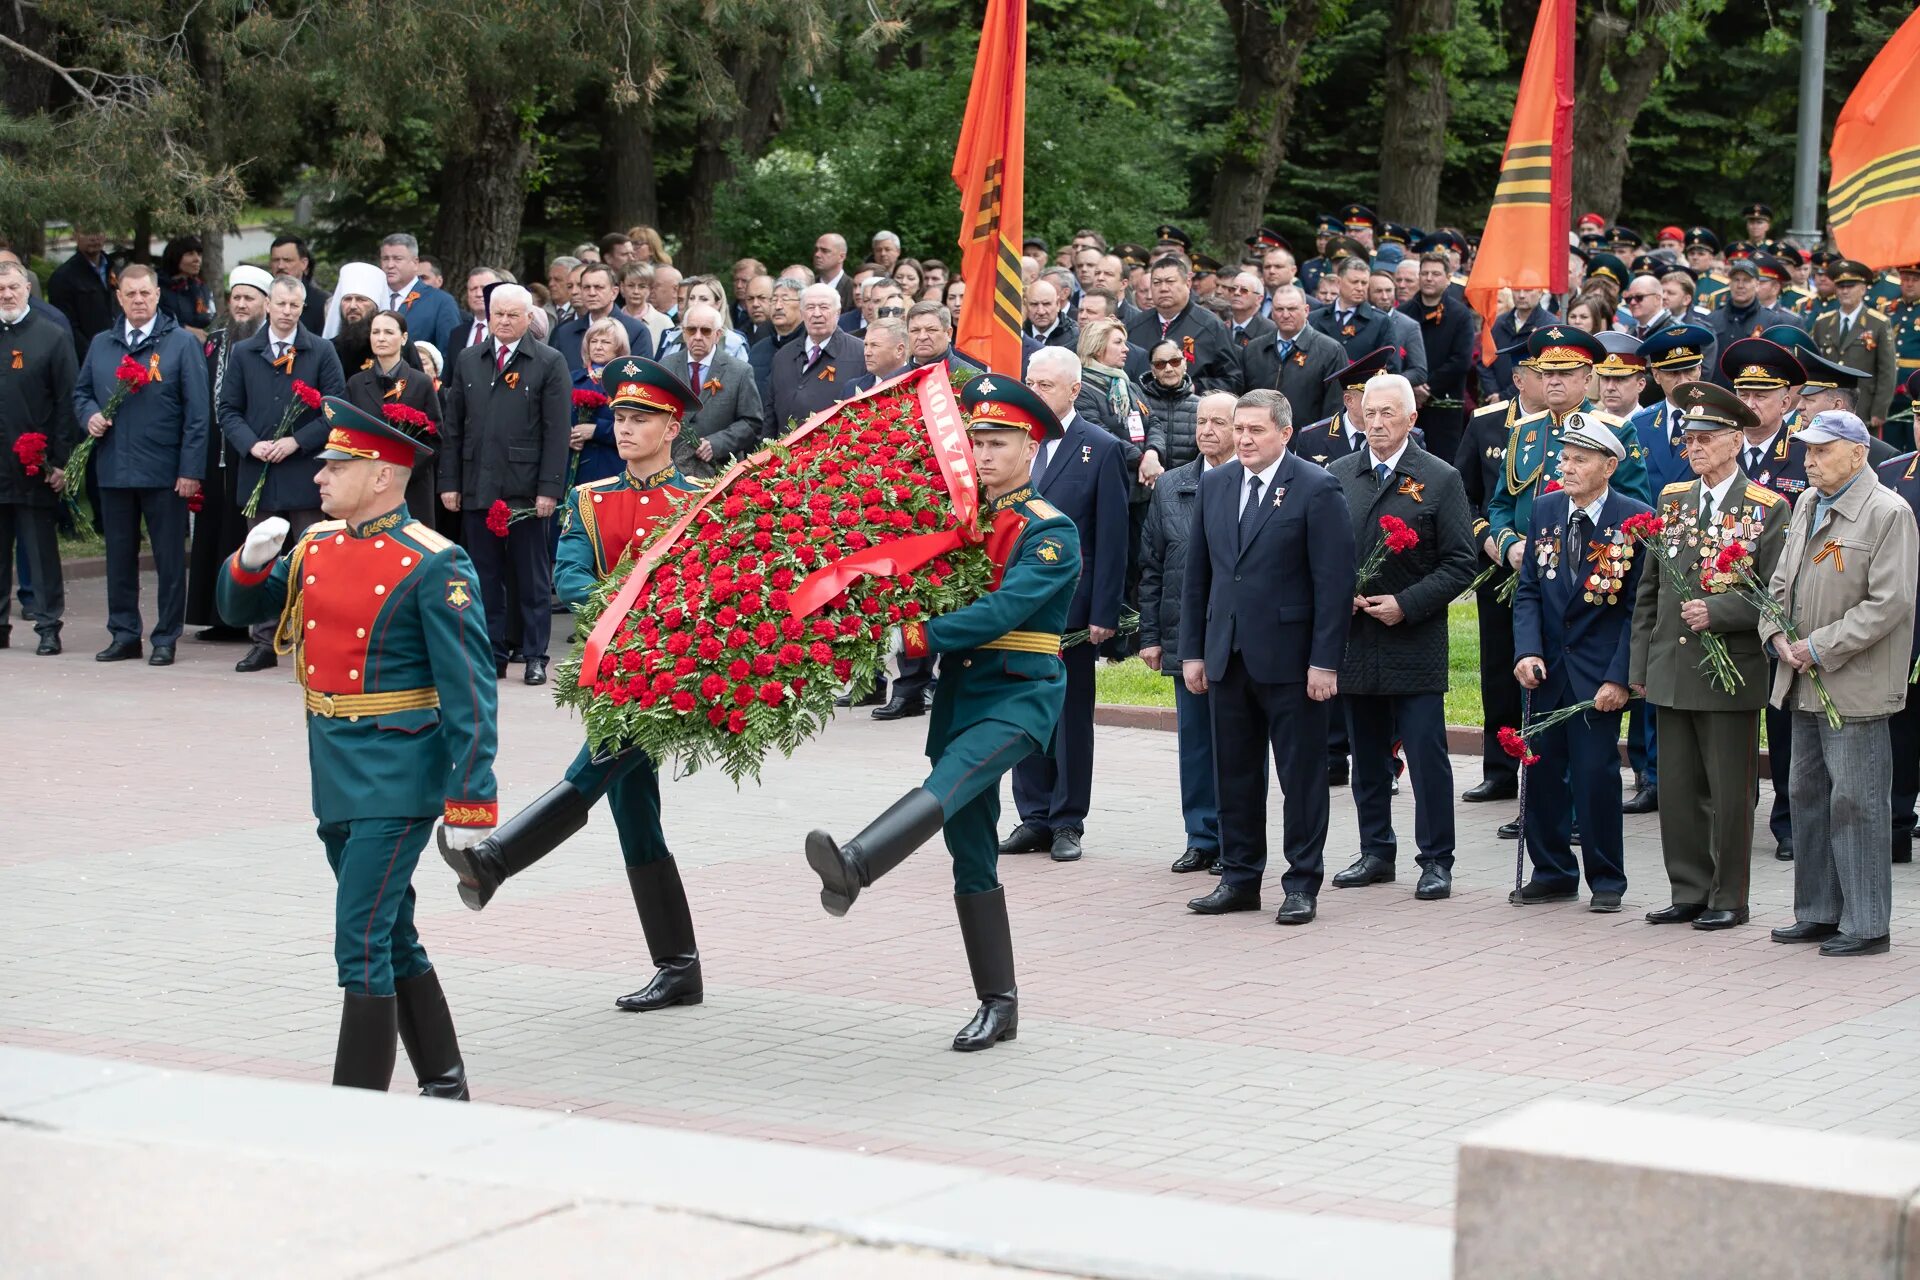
[1789,710,1893,939]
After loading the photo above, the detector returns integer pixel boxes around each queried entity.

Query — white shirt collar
[267,326,298,348]
[392,277,420,302]
[1702,470,1741,510]
[1202,457,1222,472]
[1247,453,1285,489]
[1841,303,1865,324]
[1367,440,1410,474]
[1572,489,1610,524]
[496,337,519,361]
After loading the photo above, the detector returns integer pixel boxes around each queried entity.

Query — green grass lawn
[1096,599,1492,726]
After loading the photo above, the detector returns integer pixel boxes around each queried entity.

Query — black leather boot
[804,788,946,916]
[332,992,398,1091]
[952,886,1018,1052]
[439,781,594,910]
[616,857,705,1010]
[395,970,469,1099]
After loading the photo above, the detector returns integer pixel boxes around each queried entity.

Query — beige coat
[1761,467,1918,717]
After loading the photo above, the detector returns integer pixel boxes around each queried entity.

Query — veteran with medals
[218,397,497,1097]
[1628,382,1788,929]
[440,356,712,1013]
[803,376,1081,1053]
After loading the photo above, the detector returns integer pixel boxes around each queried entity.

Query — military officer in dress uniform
[439,356,711,1014]
[1811,260,1899,435]
[1298,214,1344,297]
[1877,422,1920,866]
[1511,417,1653,911]
[1883,266,1920,448]
[1453,343,1547,829]
[803,375,1080,1053]
[1629,382,1789,929]
[218,397,497,1097]
[1488,325,1653,576]
[1686,228,1729,310]
[1629,324,1712,494]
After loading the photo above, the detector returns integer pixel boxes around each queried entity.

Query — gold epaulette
[403,520,452,552]
[1660,480,1694,496]
[1868,307,1889,322]
[1745,483,1782,507]
[1026,497,1062,520]
[1510,408,1552,430]
[578,474,622,490]
[1590,410,1627,428]
[302,520,347,541]
[682,474,714,490]
[1471,401,1507,418]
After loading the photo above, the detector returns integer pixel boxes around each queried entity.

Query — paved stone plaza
[8,570,1920,1231]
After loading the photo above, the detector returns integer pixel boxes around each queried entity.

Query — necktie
[1566,509,1587,568]
[129,328,144,348]
[1840,315,1853,341]
[806,344,821,368]
[1744,445,1762,476]
[1030,441,1050,487]
[273,341,288,362]
[1234,324,1246,343]
[1375,462,1392,486]
[1337,309,1351,328]
[496,343,508,374]
[473,321,486,348]
[1160,316,1172,339]
[1277,337,1293,363]
[1700,490,1715,526]
[690,361,702,393]
[1238,475,1266,548]
[390,291,402,311]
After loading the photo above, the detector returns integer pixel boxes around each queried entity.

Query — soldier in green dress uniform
[440,356,712,1013]
[219,397,498,1096]
[803,375,1081,1053]
[1487,325,1653,573]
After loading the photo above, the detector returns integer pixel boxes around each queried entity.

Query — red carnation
[12,431,48,478]
[187,488,205,514]
[671,691,696,713]
[759,681,785,706]
[1379,514,1419,554]
[1497,725,1541,766]
[664,631,693,656]
[292,379,324,411]
[727,710,749,734]
[700,674,727,700]
[1544,479,1563,493]
[1716,543,1751,573]
[753,621,778,646]
[698,636,723,660]
[733,683,755,707]
[485,499,513,538]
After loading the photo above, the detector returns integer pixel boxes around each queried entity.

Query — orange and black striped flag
[1828,5,1920,269]
[951,0,1026,377]
[1465,0,1574,362]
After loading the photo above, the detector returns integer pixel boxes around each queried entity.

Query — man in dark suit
[906,301,983,378]
[769,283,866,435]
[1125,255,1242,393]
[1477,290,1556,400]
[658,302,763,480]
[438,283,572,685]
[1022,279,1078,350]
[443,267,506,370]
[1223,271,1279,350]
[377,233,461,356]
[1326,374,1477,901]
[1400,252,1476,465]
[1241,286,1344,428]
[1511,419,1653,911]
[1075,290,1148,381]
[551,263,653,375]
[269,235,330,336]
[750,277,808,410]
[1310,257,1401,364]
[47,228,118,361]
[842,316,911,399]
[1181,388,1355,925]
[998,348,1130,864]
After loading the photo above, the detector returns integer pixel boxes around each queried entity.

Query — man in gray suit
[439,283,572,685]
[1238,286,1344,428]
[768,283,865,435]
[659,302,763,480]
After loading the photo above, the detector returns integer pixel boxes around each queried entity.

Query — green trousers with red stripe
[319,816,435,995]
[925,721,1042,894]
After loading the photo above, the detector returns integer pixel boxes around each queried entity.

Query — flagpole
[1790,0,1826,244]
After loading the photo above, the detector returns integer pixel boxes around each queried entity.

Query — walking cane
[1514,686,1532,894]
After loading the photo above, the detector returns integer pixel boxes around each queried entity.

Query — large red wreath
[555,364,994,781]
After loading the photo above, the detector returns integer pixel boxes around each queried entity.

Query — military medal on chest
[1536,523,1564,578]
[1583,528,1633,604]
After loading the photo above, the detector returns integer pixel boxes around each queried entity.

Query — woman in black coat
[1135,339,1202,472]
[344,309,443,519]
[157,236,216,339]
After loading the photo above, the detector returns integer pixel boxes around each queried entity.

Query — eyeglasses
[875,306,906,318]
[1624,293,1657,302]
[1150,357,1185,369]
[683,325,716,335]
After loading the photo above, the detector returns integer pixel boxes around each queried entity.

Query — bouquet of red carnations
[60,355,152,536]
[1619,511,1743,694]
[12,431,48,478]
[555,364,994,782]
[1705,541,1842,728]
[242,379,325,518]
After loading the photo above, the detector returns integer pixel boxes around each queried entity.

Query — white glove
[240,516,291,571]
[884,624,906,657]
[438,823,493,852]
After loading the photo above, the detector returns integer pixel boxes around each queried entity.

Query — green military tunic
[555,463,706,866]
[899,484,1081,892]
[1628,474,1789,910]
[218,504,499,993]
[1487,403,1653,562]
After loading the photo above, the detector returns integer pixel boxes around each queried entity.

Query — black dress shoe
[1497,820,1521,839]
[147,645,175,666]
[1327,760,1349,787]
[1509,880,1578,905]
[1414,865,1451,900]
[194,625,248,642]
[997,823,1051,854]
[235,643,278,672]
[834,692,853,707]
[36,633,61,656]
[1170,847,1216,873]
[1622,784,1658,814]
[1331,854,1395,888]
[1187,882,1260,914]
[1895,831,1914,864]
[496,661,509,679]
[0,627,8,649]
[871,693,927,720]
[1771,919,1839,943]
[1049,830,1083,862]
[1820,933,1890,956]
[1692,907,1749,930]
[854,682,888,708]
[1208,856,1222,876]
[523,658,548,685]
[1646,903,1705,924]
[1775,839,1794,862]
[96,639,142,662]
[1463,777,1517,803]
[1589,892,1622,913]
[1274,892,1316,925]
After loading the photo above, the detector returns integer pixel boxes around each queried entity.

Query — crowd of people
[5,202,1920,964]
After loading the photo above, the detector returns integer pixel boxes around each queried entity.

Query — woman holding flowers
[346,310,443,522]
[569,318,627,486]
[1757,411,1918,957]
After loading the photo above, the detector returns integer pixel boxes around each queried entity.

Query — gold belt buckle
[314,693,337,718]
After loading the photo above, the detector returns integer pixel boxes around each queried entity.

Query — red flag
[951,0,1026,377]
[1828,6,1920,268]
[1465,0,1575,362]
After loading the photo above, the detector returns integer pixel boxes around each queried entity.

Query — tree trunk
[1206,0,1326,256]
[131,207,153,263]
[1379,0,1456,229]
[677,44,786,269]
[1571,7,1669,221]
[433,93,532,288]
[603,99,657,233]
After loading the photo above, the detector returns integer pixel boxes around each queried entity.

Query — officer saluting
[441,356,712,1014]
[219,397,498,1096]
[803,375,1081,1053]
